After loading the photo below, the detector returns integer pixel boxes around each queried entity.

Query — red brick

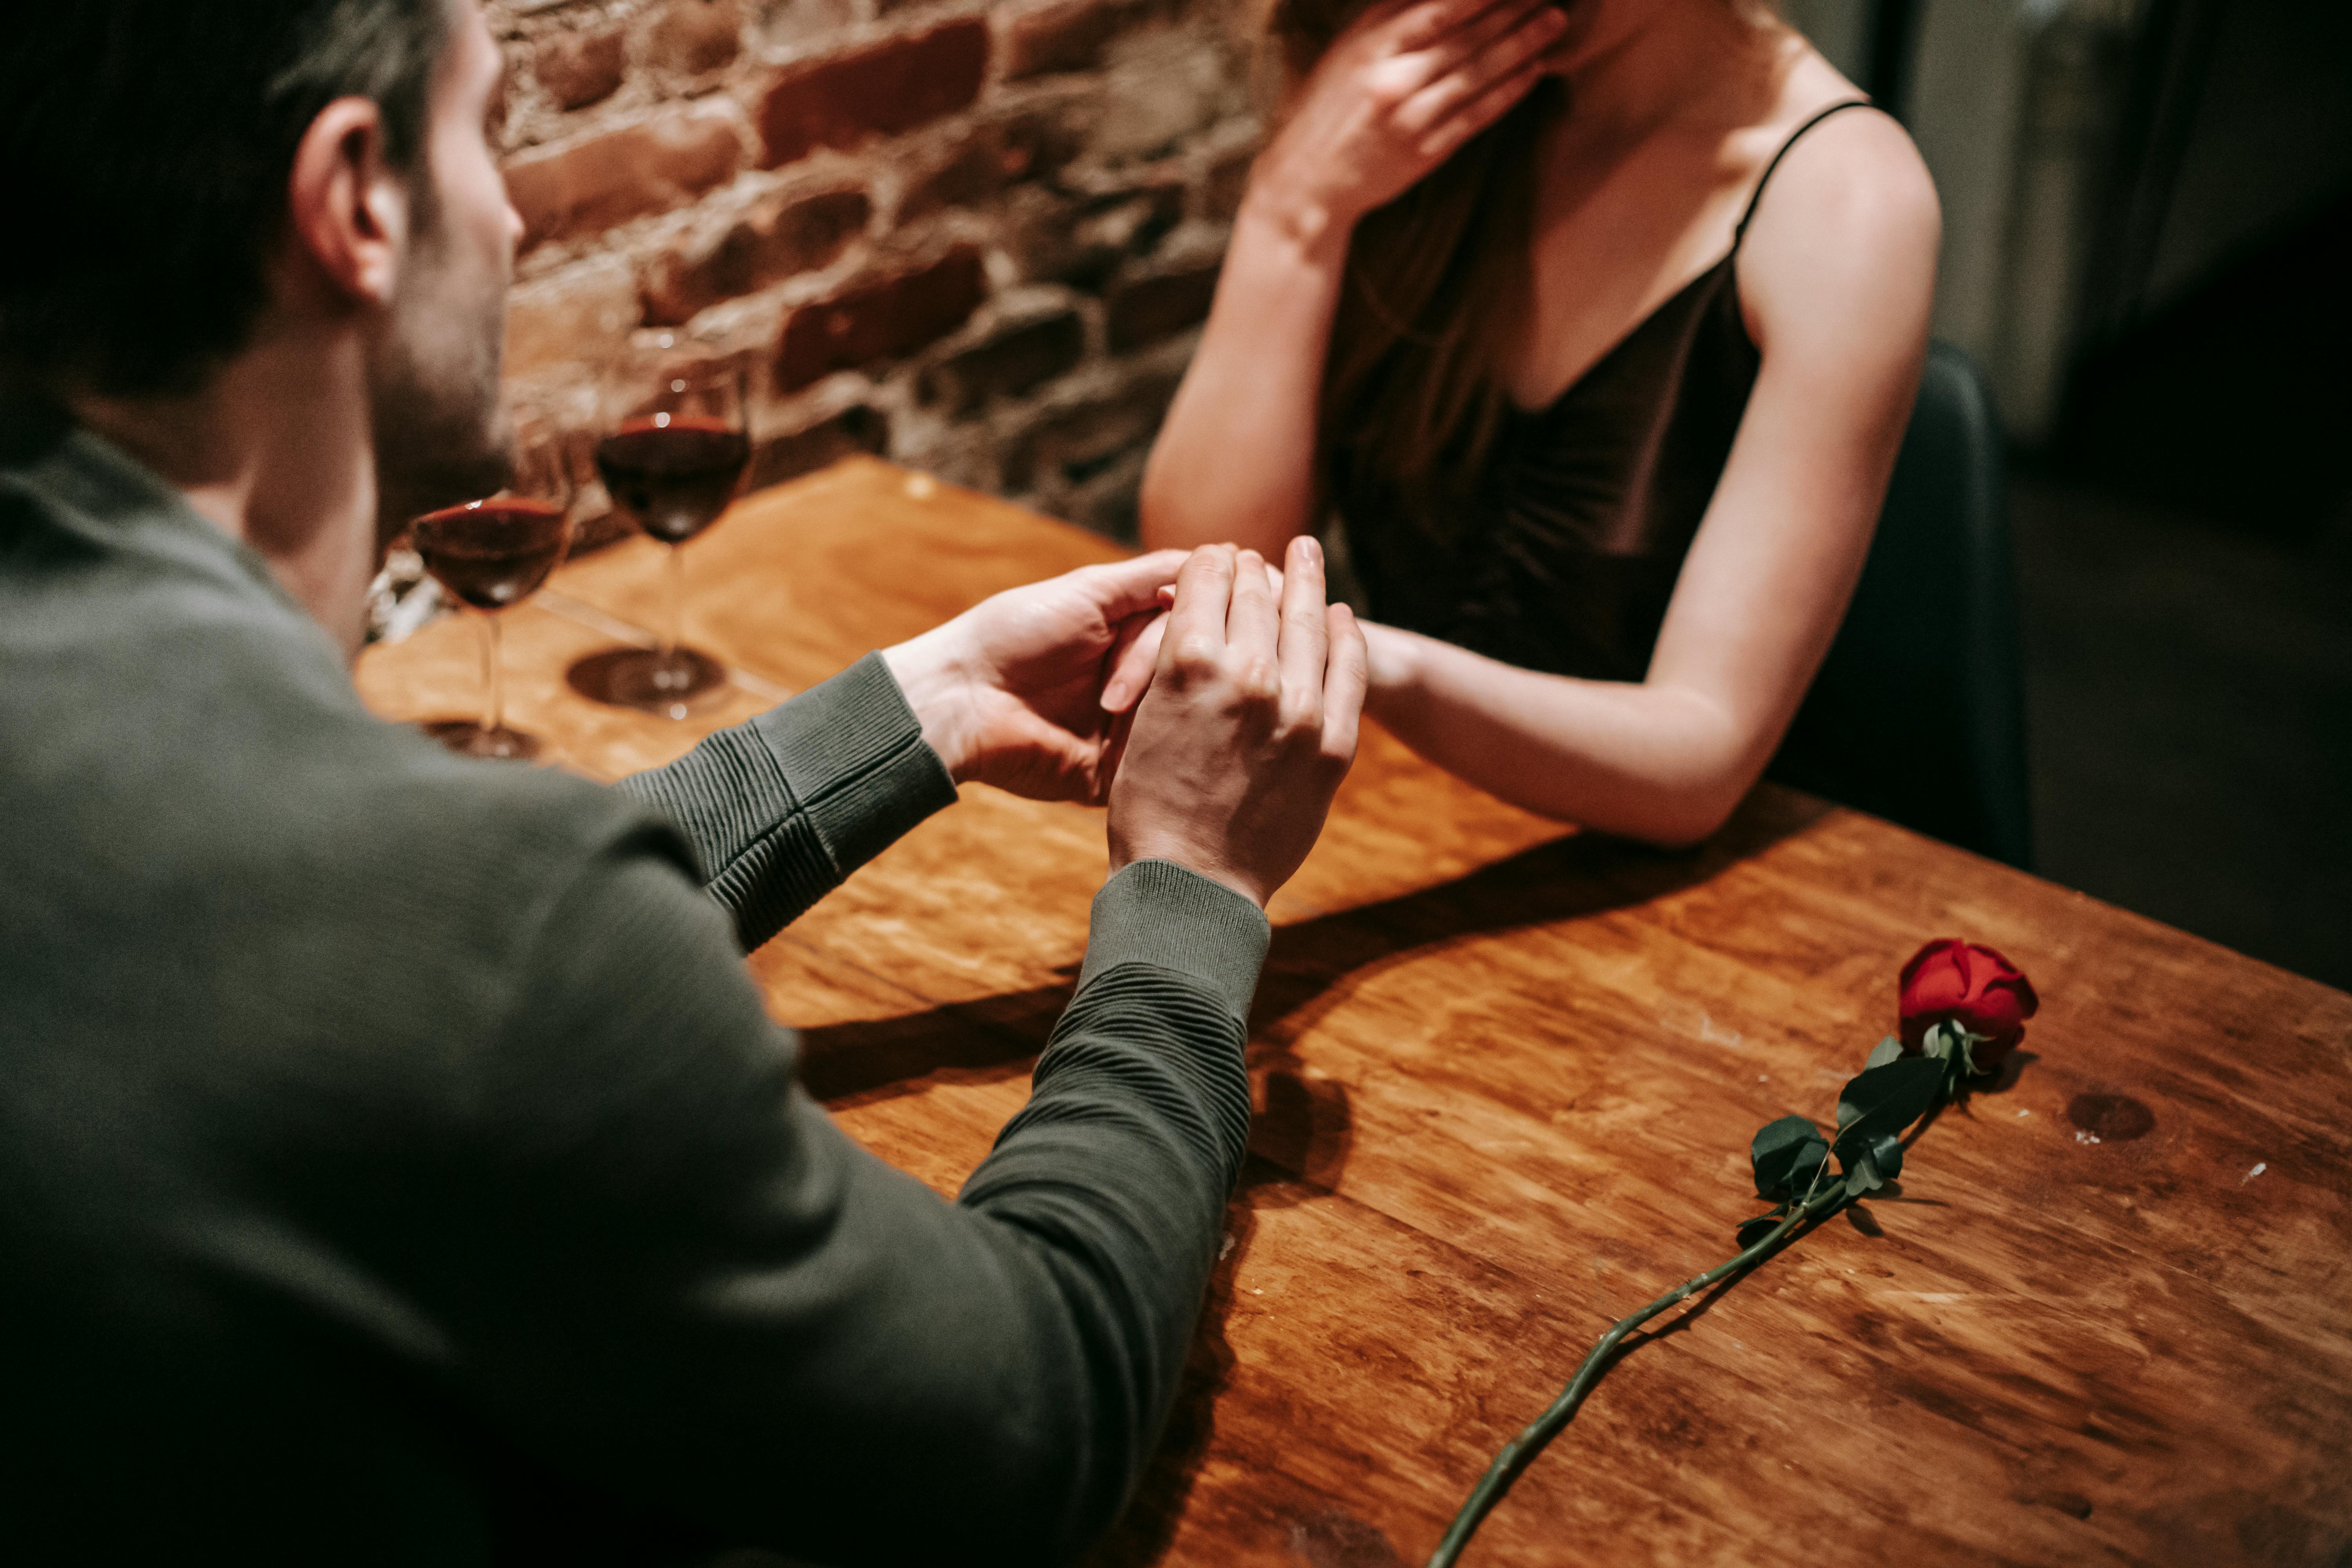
[774,246,989,392]
[1003,0,1156,80]
[534,25,626,111]
[1198,145,1255,221]
[1105,259,1220,351]
[640,185,871,326]
[899,105,1089,219]
[645,0,742,76]
[920,311,1085,412]
[506,105,744,250]
[1005,373,1180,490]
[748,405,890,489]
[504,256,641,379]
[755,20,989,169]
[1009,184,1182,289]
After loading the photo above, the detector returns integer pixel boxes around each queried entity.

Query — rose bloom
[1899,939,2040,1067]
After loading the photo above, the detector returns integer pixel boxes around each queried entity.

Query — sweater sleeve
[613,652,958,949]
[447,833,1267,1566]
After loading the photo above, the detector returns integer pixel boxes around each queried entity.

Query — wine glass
[579,351,751,718]
[410,424,578,760]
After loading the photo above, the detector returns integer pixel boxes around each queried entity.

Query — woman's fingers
[1320,603,1370,764]
[1419,56,1549,159]
[1409,0,1555,83]
[1375,0,1547,111]
[1100,609,1168,713]
[1387,0,1528,55]
[1399,3,1562,136]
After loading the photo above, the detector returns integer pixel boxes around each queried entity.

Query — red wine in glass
[575,363,752,719]
[412,496,572,760]
[413,499,569,608]
[594,416,750,545]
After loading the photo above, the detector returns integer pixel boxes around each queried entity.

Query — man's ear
[285,98,409,310]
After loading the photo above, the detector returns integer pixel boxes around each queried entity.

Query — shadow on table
[797,792,1830,1115]
[795,793,1830,1566]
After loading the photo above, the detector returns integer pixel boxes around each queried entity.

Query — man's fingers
[1074,548,1191,622]
[1320,603,1370,764]
[1225,548,1281,691]
[1276,534,1330,724]
[1100,610,1168,713]
[1161,545,1236,678]
[1091,704,1137,805]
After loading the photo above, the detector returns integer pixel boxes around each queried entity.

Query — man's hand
[881,552,1187,804]
[1106,537,1368,908]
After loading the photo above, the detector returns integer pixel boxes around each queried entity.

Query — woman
[1135,0,1938,846]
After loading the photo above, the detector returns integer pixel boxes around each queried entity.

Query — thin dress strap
[1733,99,1878,245]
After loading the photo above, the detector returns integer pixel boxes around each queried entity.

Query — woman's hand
[1250,0,1566,239]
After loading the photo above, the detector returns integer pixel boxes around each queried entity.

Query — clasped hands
[882,537,1367,908]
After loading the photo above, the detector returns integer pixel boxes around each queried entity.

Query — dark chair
[1768,340,2034,868]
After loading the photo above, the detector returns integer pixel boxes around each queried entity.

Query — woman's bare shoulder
[1735,85,1941,361]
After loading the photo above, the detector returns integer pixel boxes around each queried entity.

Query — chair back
[1768,341,2034,867]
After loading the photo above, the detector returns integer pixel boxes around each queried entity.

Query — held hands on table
[880,537,1366,909]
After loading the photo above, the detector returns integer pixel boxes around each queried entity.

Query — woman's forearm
[1138,194,1352,555]
[1364,625,1768,848]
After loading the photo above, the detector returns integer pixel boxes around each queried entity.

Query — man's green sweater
[0,413,1268,1565]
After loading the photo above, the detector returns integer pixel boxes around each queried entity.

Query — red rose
[1898,938,2040,1067]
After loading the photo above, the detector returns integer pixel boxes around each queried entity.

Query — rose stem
[1423,1181,1851,1568]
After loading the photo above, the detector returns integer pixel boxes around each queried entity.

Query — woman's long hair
[1268,0,1773,524]
[1269,0,1558,524]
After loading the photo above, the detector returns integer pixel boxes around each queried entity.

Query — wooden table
[358,457,2352,1567]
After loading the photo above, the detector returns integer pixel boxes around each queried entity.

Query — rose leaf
[1751,1115,1831,1201]
[1833,1055,1944,1172]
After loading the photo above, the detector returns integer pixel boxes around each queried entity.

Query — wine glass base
[422,720,543,761]
[567,646,730,719]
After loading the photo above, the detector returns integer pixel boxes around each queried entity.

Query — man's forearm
[616,652,958,949]
[468,836,1268,1564]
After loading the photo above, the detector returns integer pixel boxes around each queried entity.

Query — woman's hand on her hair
[1249,0,1565,243]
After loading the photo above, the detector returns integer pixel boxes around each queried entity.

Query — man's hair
[0,0,452,397]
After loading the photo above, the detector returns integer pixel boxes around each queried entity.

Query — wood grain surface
[356,457,2352,1568]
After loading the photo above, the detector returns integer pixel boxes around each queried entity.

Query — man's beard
[367,216,509,559]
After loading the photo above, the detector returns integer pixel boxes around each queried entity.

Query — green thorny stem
[1421,1177,1853,1568]
[1424,1033,1979,1568]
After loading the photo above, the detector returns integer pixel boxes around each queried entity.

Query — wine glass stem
[662,543,685,662]
[483,610,506,737]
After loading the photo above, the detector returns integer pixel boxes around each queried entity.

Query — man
[0,0,1368,1561]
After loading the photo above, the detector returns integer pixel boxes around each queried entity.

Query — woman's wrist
[1235,175,1358,273]
[1359,620,1424,715]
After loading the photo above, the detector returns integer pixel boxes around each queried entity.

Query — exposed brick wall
[491,0,1259,544]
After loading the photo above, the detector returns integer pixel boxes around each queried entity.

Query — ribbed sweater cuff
[750,651,959,875]
[1076,860,1270,1021]
[617,652,956,949]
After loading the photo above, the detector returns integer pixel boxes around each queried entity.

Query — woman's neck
[1552,0,1782,140]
